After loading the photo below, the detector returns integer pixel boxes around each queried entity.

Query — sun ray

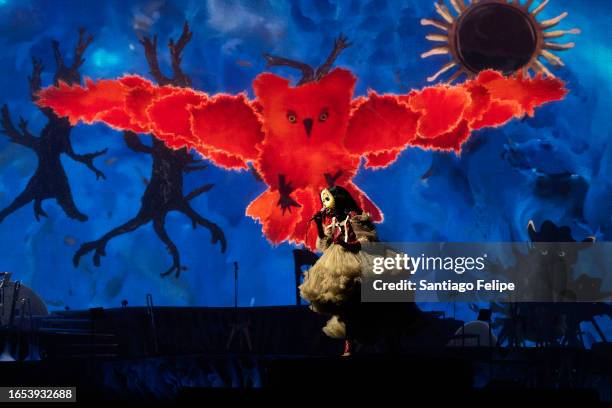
[426,34,449,42]
[421,46,450,58]
[522,66,530,77]
[420,18,450,31]
[427,61,457,82]
[450,0,467,14]
[544,42,575,51]
[540,12,568,29]
[446,69,466,83]
[524,0,535,9]
[531,0,549,16]
[543,28,580,39]
[435,2,455,24]
[540,49,564,66]
[522,66,538,78]
[532,59,554,77]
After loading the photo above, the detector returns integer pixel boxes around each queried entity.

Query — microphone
[309,207,326,222]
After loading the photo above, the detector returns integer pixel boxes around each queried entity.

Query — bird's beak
[303,118,313,137]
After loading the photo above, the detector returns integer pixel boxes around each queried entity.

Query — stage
[1,306,611,403]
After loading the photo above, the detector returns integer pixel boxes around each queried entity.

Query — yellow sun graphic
[421,0,580,82]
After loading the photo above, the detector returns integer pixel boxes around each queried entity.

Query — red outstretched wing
[346,94,420,168]
[36,76,264,169]
[345,71,567,168]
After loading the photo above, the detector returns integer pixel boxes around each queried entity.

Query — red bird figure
[36,44,566,250]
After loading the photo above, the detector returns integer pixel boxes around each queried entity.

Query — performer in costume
[300,186,421,356]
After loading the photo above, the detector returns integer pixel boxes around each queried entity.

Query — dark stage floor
[0,306,611,404]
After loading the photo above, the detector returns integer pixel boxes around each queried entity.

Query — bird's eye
[319,109,329,122]
[287,111,297,124]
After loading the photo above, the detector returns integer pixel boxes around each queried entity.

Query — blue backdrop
[0,0,610,339]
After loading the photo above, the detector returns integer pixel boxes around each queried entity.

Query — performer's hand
[312,211,324,225]
[313,212,325,238]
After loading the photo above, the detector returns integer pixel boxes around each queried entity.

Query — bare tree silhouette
[73,22,226,278]
[0,29,106,223]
